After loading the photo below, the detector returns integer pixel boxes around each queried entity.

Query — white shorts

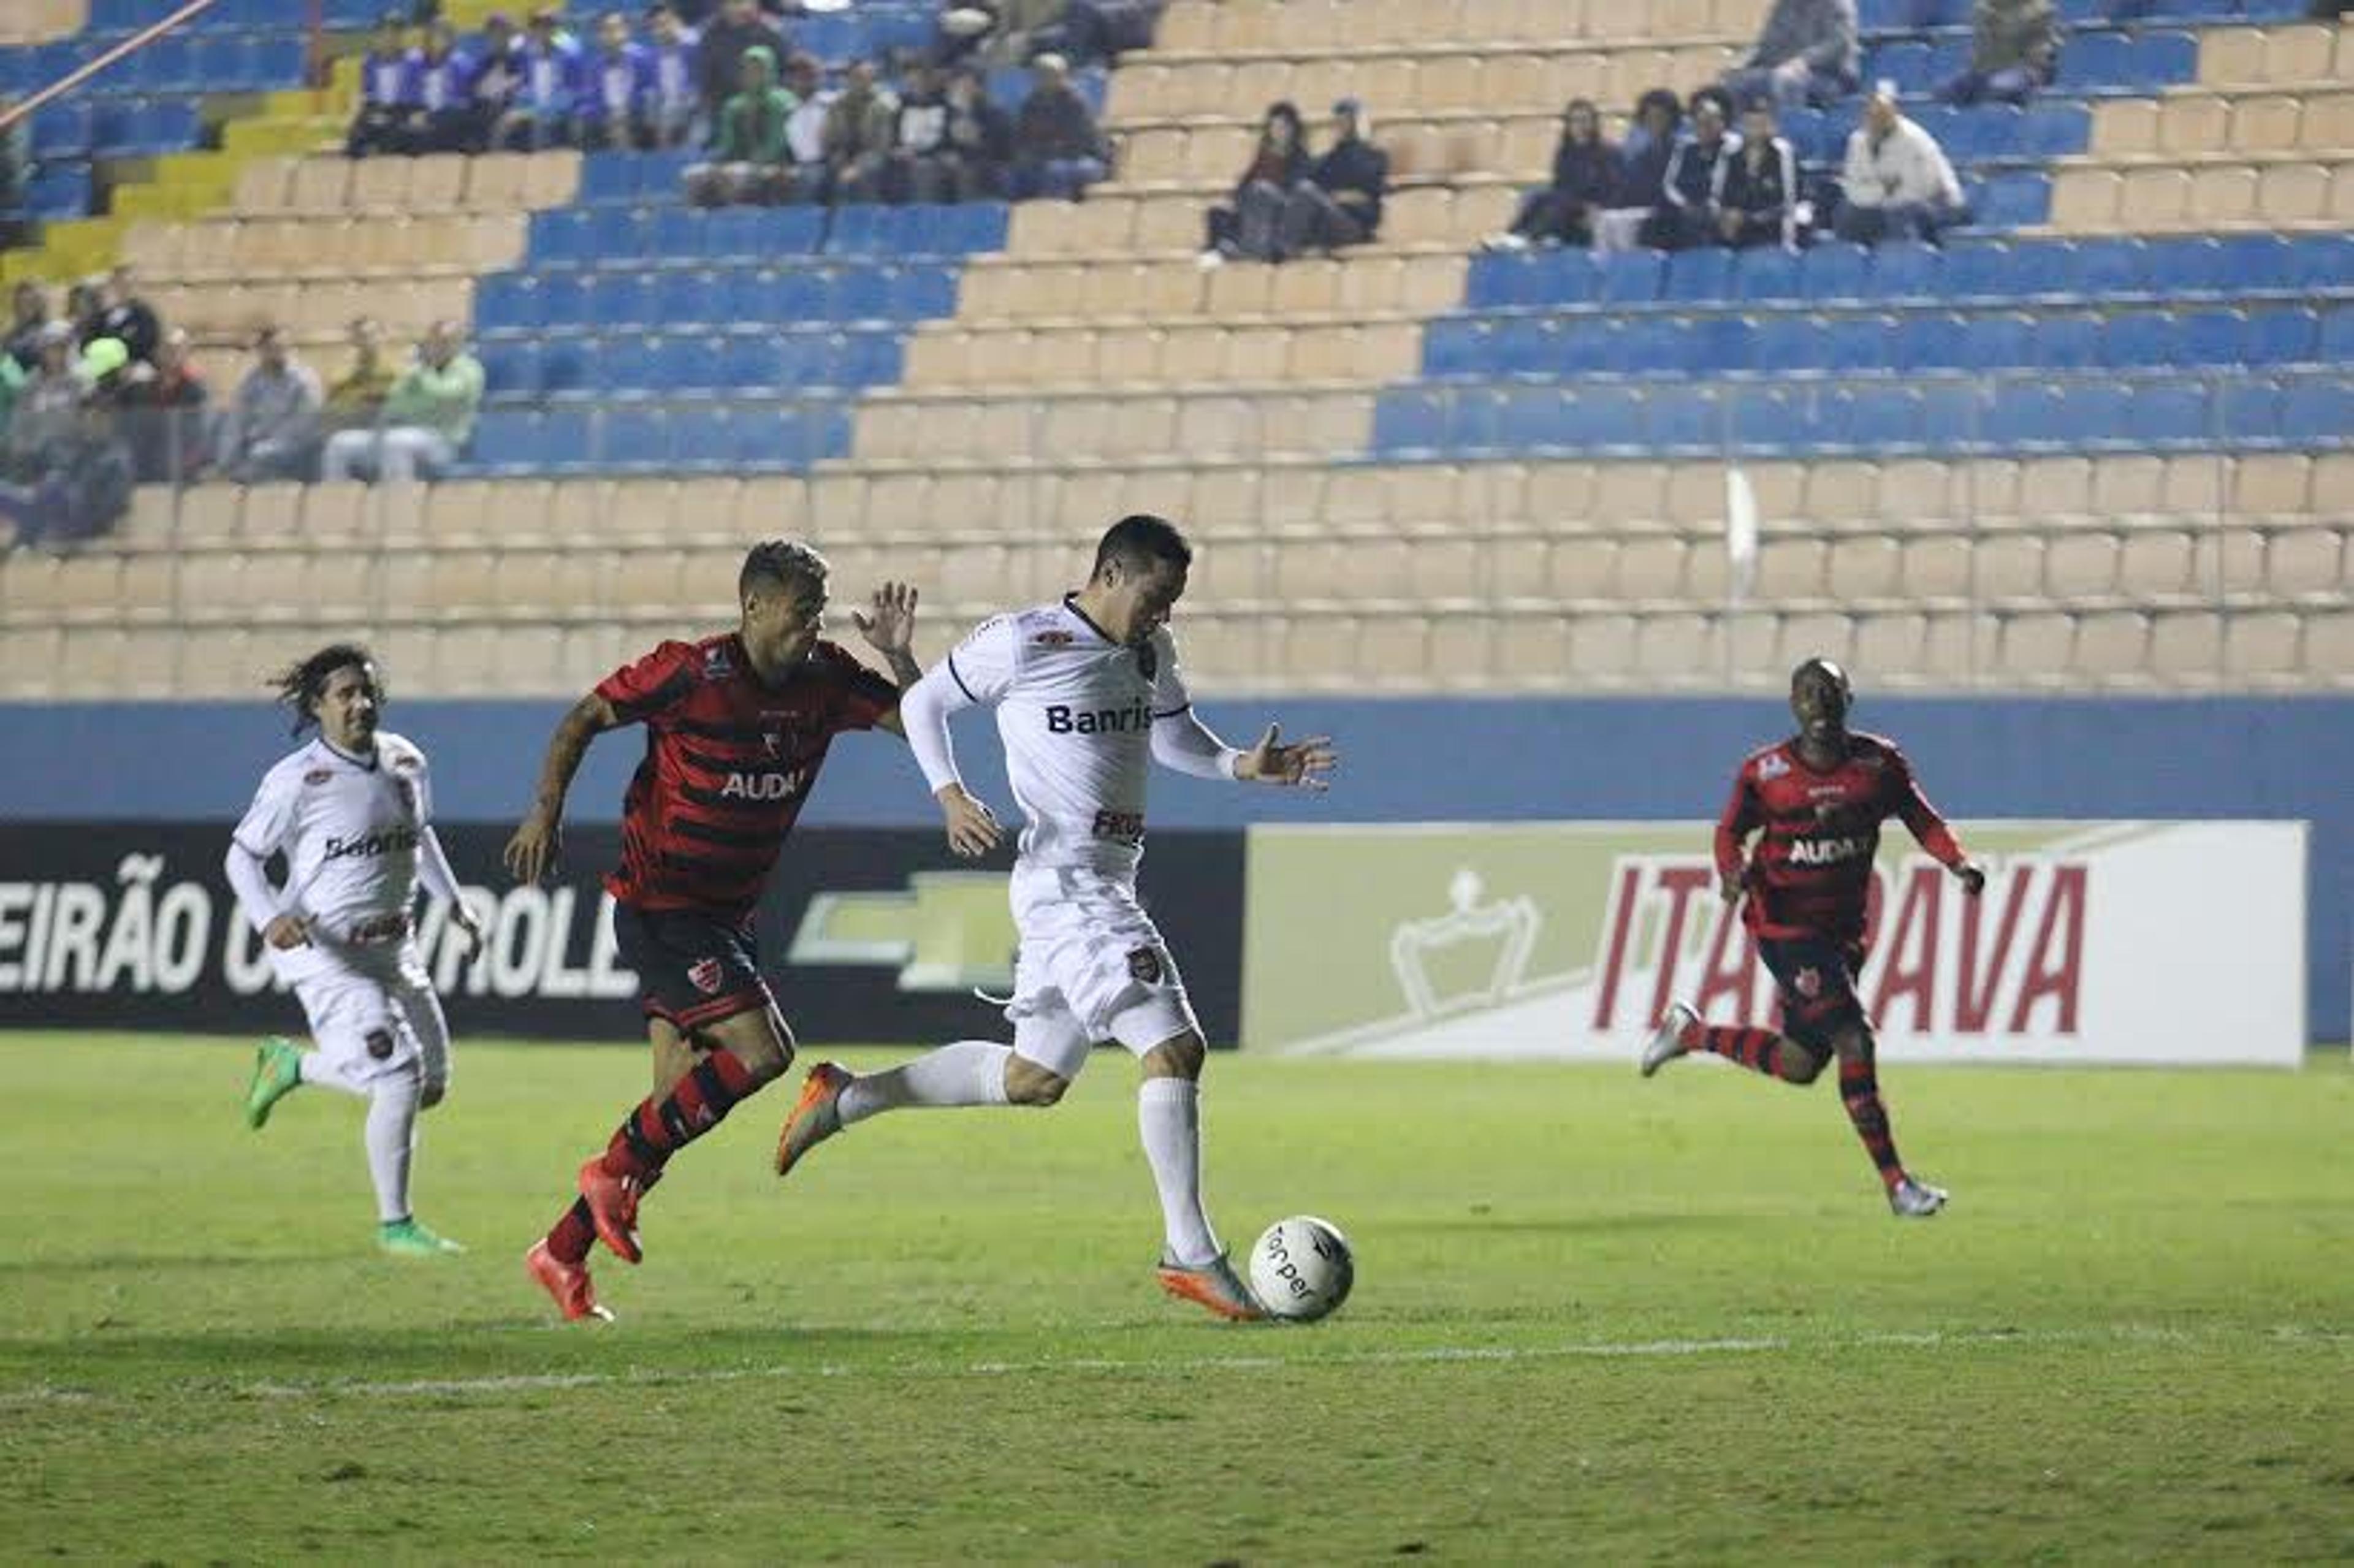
[1005,864,1198,1080]
[274,939,452,1101]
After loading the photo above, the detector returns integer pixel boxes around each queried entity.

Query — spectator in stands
[1644,91,1736,251]
[697,0,787,118]
[1486,98,1621,253]
[779,52,835,202]
[886,62,954,202]
[1044,0,1164,66]
[1621,86,1683,167]
[1834,83,1965,244]
[321,320,484,484]
[822,59,899,204]
[1009,53,1108,200]
[685,44,796,205]
[495,8,584,151]
[578,10,654,150]
[408,21,479,154]
[217,326,322,484]
[0,393,133,552]
[1276,97,1388,258]
[0,96,29,245]
[5,282,47,372]
[348,12,417,158]
[1722,0,1859,111]
[321,316,397,441]
[1202,100,1309,264]
[937,64,1013,199]
[644,3,703,148]
[936,0,1061,69]
[1716,99,1804,249]
[93,266,159,367]
[5,323,83,480]
[118,326,210,483]
[1942,0,2062,106]
[0,346,20,441]
[465,12,524,151]
[64,279,102,346]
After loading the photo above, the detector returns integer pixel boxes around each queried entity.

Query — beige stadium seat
[1901,533,1973,602]
[2120,166,2193,229]
[1876,459,1956,524]
[2305,94,2354,156]
[1634,611,1726,683]
[461,153,530,211]
[2098,99,2160,158]
[2329,161,2354,221]
[2223,609,2303,677]
[176,626,255,695]
[2191,163,2261,226]
[0,626,61,695]
[2121,528,2197,600]
[2256,159,2327,223]
[1829,536,1903,601]
[2234,95,2303,154]
[2148,610,2223,679]
[1976,533,2047,601]
[404,154,468,212]
[1547,536,1619,603]
[1854,611,1927,680]
[1154,1,1213,50]
[2090,453,2164,518]
[2159,95,2230,154]
[1491,614,1568,685]
[2049,168,2120,229]
[522,150,581,207]
[348,155,414,212]
[1753,536,1828,603]
[2262,25,2332,85]
[2305,611,2353,679]
[178,484,247,543]
[2266,525,2345,598]
[2073,610,2150,682]
[2045,531,2122,600]
[1776,612,1856,672]
[1566,612,1638,682]
[2198,28,2266,86]
[2198,523,2268,596]
[285,158,351,215]
[2230,451,2312,514]
[2309,451,2354,512]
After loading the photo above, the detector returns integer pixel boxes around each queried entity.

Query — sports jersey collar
[1061,593,1121,648]
[318,736,380,772]
[1786,733,1854,775]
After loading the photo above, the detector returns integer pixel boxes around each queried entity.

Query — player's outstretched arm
[1232,723,1337,791]
[503,693,621,885]
[854,581,924,736]
[899,663,1004,858]
[419,827,485,956]
[1891,754,1984,896]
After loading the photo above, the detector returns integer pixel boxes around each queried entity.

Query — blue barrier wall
[2,695,2346,1038]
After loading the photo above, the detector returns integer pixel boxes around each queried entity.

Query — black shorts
[611,901,774,1033]
[1760,935,1868,1057]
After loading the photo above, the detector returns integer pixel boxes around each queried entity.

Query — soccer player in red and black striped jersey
[506,542,922,1320]
[1639,657,1985,1219]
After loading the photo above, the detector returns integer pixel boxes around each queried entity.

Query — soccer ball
[1247,1216,1355,1323]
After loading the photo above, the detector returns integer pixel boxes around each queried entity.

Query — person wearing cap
[1008,53,1107,200]
[1722,0,1858,112]
[1274,97,1388,257]
[218,325,323,484]
[1942,0,2062,107]
[1834,83,1965,245]
[684,43,798,205]
[4,321,85,480]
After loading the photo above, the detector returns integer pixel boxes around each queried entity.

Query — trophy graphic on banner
[1387,869,1542,1019]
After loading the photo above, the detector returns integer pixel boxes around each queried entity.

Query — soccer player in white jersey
[225,644,484,1257]
[773,516,1336,1320]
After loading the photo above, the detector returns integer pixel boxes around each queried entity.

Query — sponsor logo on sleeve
[1127,946,1164,984]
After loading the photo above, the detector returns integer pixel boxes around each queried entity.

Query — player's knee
[1140,1030,1208,1081]
[1004,1056,1069,1106]
[1780,1045,1828,1084]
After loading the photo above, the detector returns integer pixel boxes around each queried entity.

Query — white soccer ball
[1247,1215,1355,1323]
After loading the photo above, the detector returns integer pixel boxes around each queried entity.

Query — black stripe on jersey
[657,845,771,887]
[947,653,978,703]
[1152,703,1191,720]
[614,670,696,724]
[671,717,771,743]
[671,815,787,851]
[677,742,781,777]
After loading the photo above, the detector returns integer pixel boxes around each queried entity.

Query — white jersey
[230,731,435,945]
[943,598,1193,878]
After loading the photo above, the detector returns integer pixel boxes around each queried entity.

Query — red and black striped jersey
[596,633,897,917]
[1714,731,1965,944]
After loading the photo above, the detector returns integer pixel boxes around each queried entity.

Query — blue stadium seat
[1617,318,1691,374]
[1644,384,1720,455]
[1688,314,1752,373]
[2073,237,2147,299]
[478,338,541,399]
[1555,316,1625,376]
[1423,318,1484,378]
[2019,103,2090,158]
[1972,172,2049,229]
[2032,311,2105,370]
[2101,311,2182,369]
[1804,244,1872,305]
[672,406,741,470]
[652,207,713,263]
[1919,380,1985,446]
[719,335,782,392]
[1970,311,2037,373]
[1496,387,1571,452]
[1444,387,1501,456]
[1750,313,1826,373]
[2315,306,2354,363]
[581,152,641,205]
[1733,247,1803,304]
[2144,236,2231,296]
[1731,387,1810,453]
[26,164,91,219]
[774,332,837,387]
[1842,387,1924,451]
[2135,31,2198,86]
[2060,384,2133,449]
[1894,312,1968,373]
[1533,249,1607,306]
[1662,248,1733,303]
[192,34,258,91]
[540,337,593,398]
[2131,382,2211,448]
[829,266,888,321]
[1867,243,1941,303]
[1865,40,1935,92]
[2176,308,2243,367]
[2289,234,2354,293]
[2218,381,2281,447]
[641,333,710,395]
[1983,382,2068,449]
[827,204,893,254]
[537,272,595,329]
[2059,31,2133,87]
[1821,313,1894,372]
[588,273,653,328]
[86,101,135,156]
[603,405,672,470]
[840,330,902,385]
[2247,306,2318,365]
[701,207,768,262]
[755,205,828,254]
[1941,240,2025,302]
[466,410,543,475]
[936,202,1010,253]
[1372,389,1447,457]
[650,267,716,325]
[473,273,541,334]
[886,265,958,319]
[530,210,594,268]
[1596,251,1664,306]
[32,99,91,158]
[124,34,195,93]
[587,204,647,261]
[2280,378,2354,446]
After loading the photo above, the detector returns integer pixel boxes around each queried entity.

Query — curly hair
[272,643,381,734]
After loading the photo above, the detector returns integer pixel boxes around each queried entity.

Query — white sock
[364,1070,421,1224]
[298,1051,367,1097]
[1138,1076,1219,1267]
[839,1041,1011,1125]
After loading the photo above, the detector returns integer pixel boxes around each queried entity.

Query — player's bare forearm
[527,695,614,820]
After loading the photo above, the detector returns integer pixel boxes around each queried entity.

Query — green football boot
[378,1218,466,1258]
[243,1038,303,1130]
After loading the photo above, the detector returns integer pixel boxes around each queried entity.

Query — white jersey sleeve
[232,758,302,859]
[1147,630,1241,782]
[944,614,1023,706]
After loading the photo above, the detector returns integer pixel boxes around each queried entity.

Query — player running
[771,515,1336,1321]
[507,542,920,1322]
[226,644,484,1257]
[1638,657,1984,1218]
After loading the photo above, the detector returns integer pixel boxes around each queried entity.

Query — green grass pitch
[2,1033,2350,1562]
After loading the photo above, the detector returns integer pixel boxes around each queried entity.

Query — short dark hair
[1091,514,1192,581]
[739,539,829,601]
[273,643,380,734]
[1791,655,1851,696]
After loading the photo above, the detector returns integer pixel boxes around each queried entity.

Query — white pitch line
[11,1322,2342,1410]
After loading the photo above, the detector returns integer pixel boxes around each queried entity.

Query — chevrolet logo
[786,873,1016,991]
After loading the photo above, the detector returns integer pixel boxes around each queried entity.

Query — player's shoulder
[1739,739,1796,780]
[375,730,429,772]
[1846,730,1909,771]
[1007,601,1084,645]
[631,631,738,682]
[260,738,343,790]
[806,637,889,687]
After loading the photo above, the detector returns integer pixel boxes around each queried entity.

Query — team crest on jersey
[391,750,421,774]
[687,957,725,995]
[1032,630,1075,646]
[303,767,334,785]
[1794,967,1822,999]
[703,645,735,679]
[1127,946,1164,984]
[1757,753,1789,780]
